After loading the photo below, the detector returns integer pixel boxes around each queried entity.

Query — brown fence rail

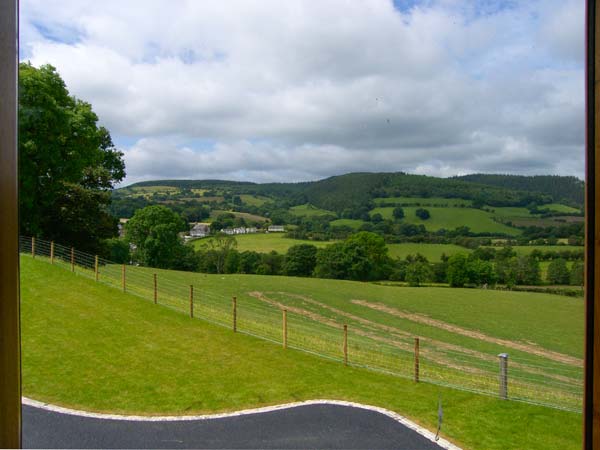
[19,236,584,412]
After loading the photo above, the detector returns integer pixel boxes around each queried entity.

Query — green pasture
[20,256,582,449]
[486,207,537,218]
[239,194,270,206]
[289,203,336,217]
[329,218,366,229]
[484,245,584,256]
[193,233,334,253]
[370,207,520,235]
[544,203,581,214]
[374,197,472,207]
[209,210,269,223]
[387,243,471,261]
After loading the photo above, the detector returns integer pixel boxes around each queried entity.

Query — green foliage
[103,238,130,264]
[392,206,405,220]
[569,261,584,287]
[447,254,470,287]
[198,234,238,274]
[415,208,430,220]
[126,205,191,269]
[405,262,433,286]
[314,232,392,281]
[547,259,570,285]
[19,63,125,252]
[284,244,318,277]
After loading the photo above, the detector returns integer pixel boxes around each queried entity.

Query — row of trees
[120,206,583,289]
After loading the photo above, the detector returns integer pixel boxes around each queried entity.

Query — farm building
[267,225,285,232]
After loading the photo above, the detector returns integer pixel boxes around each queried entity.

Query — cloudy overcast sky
[20,0,584,185]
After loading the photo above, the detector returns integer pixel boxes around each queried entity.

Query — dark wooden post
[121,264,126,292]
[343,324,348,366]
[189,285,194,318]
[414,337,420,383]
[586,2,600,446]
[50,241,54,264]
[232,296,237,332]
[94,255,99,281]
[283,309,288,348]
[31,236,35,258]
[153,274,157,304]
[0,0,21,445]
[70,247,75,272]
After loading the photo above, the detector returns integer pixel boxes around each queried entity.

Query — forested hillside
[455,174,584,207]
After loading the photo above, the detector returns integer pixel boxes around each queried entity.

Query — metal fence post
[498,353,508,400]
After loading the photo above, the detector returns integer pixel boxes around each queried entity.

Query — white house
[267,225,285,232]
[190,223,210,238]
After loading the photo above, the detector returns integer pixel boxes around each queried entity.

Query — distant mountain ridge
[123,172,584,212]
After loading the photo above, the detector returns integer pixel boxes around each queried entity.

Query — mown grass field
[21,256,582,450]
[370,207,520,235]
[192,233,334,252]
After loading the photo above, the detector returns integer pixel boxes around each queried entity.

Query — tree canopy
[19,63,125,252]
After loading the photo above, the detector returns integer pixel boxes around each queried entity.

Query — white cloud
[20,0,585,184]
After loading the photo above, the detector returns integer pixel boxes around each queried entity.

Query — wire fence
[20,236,584,412]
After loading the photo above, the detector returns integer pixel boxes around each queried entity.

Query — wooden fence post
[232,296,237,332]
[343,324,348,366]
[121,264,126,292]
[94,255,99,281]
[414,337,420,383]
[70,247,75,272]
[282,309,287,348]
[498,353,508,400]
[153,274,157,304]
[189,285,194,318]
[31,236,35,258]
[50,241,54,264]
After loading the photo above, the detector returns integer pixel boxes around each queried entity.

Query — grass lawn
[387,243,472,261]
[370,207,520,235]
[20,257,582,450]
[486,207,537,218]
[289,203,336,217]
[192,233,334,253]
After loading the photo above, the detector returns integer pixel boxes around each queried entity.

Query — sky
[20,0,585,186]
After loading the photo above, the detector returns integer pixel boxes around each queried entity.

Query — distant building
[267,225,285,232]
[118,218,129,237]
[245,227,258,234]
[189,223,210,238]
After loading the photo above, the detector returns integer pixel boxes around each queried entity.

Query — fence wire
[19,236,584,412]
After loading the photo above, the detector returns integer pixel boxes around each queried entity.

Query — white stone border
[22,396,461,450]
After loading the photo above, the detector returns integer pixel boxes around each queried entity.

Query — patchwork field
[289,203,336,217]
[21,256,582,449]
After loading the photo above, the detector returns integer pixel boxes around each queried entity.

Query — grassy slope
[387,243,472,260]
[21,257,581,450]
[370,207,520,235]
[374,197,473,206]
[289,203,336,217]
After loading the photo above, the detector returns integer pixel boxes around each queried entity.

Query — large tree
[126,205,195,269]
[19,63,125,252]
